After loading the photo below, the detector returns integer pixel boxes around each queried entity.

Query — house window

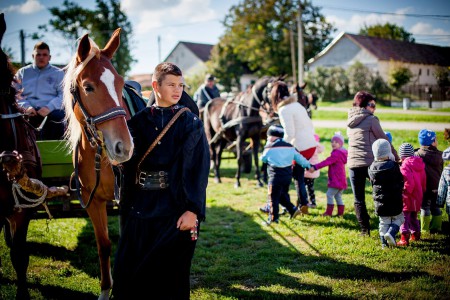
[418,69,421,76]
[427,69,430,76]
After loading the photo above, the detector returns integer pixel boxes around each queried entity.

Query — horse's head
[63,28,133,165]
[251,75,283,117]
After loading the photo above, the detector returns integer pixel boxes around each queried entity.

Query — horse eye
[84,85,94,93]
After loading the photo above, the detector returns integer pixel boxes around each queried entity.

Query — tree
[434,67,450,100]
[210,0,335,91]
[388,64,413,96]
[347,61,372,94]
[40,0,135,76]
[359,23,415,42]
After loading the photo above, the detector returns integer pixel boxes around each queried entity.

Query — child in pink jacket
[310,132,348,216]
[398,143,427,246]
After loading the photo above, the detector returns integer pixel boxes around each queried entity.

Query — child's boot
[322,204,334,216]
[410,231,421,241]
[397,232,410,246]
[421,215,431,232]
[336,205,345,217]
[384,224,399,247]
[430,214,442,234]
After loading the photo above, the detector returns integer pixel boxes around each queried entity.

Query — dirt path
[312,119,449,131]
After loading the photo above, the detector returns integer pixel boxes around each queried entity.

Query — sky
[1,0,450,77]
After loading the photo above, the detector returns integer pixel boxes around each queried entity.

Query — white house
[164,41,213,77]
[307,32,450,87]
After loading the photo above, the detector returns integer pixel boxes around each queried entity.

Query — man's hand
[37,107,50,117]
[177,211,197,231]
[25,107,37,116]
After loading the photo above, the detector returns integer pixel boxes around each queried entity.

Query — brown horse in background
[0,13,43,299]
[203,76,279,188]
[63,28,133,299]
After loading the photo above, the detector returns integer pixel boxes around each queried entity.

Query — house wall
[165,43,207,77]
[308,36,379,71]
[308,36,441,87]
[378,61,441,85]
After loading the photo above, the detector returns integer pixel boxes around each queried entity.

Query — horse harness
[70,85,127,209]
[209,85,271,145]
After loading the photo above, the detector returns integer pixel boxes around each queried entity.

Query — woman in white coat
[270,81,317,214]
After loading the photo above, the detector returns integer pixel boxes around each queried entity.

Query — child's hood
[401,156,425,172]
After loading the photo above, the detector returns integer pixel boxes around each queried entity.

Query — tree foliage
[210,0,335,91]
[347,61,372,94]
[41,0,135,76]
[359,23,415,42]
[388,64,413,92]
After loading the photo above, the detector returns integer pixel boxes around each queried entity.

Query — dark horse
[203,76,279,188]
[0,13,42,299]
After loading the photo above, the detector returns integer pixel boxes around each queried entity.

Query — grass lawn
[1,129,449,299]
[313,110,450,123]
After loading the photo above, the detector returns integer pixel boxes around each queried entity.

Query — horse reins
[70,84,127,209]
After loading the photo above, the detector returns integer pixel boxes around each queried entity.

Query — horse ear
[102,28,121,59]
[0,13,6,45]
[77,34,91,64]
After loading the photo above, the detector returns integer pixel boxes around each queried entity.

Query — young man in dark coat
[112,62,210,299]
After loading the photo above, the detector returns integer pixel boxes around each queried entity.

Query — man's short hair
[205,73,215,81]
[33,41,50,52]
[153,62,182,85]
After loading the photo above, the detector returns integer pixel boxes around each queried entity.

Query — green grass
[318,99,450,112]
[1,129,449,299]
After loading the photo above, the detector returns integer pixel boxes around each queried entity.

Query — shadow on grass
[9,200,447,299]
[190,206,432,298]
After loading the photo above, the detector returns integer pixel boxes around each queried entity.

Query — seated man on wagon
[14,41,65,140]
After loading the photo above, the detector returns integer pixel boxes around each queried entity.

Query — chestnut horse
[62,28,133,299]
[203,76,279,188]
[0,13,43,299]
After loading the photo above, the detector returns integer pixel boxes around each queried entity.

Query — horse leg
[86,198,112,300]
[7,210,31,299]
[211,143,221,183]
[234,138,243,188]
[252,137,263,187]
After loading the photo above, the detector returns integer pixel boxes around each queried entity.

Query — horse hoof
[234,182,240,188]
[214,178,221,183]
[257,182,264,187]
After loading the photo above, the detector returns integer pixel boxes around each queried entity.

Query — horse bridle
[70,84,127,209]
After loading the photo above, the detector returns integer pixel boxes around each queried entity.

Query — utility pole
[158,35,161,63]
[289,24,297,83]
[297,0,304,85]
[20,30,26,66]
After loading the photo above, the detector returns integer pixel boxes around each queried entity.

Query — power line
[319,5,450,20]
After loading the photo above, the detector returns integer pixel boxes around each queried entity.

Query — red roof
[346,33,450,66]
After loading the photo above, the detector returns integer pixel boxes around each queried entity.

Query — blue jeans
[32,109,66,140]
[349,166,371,232]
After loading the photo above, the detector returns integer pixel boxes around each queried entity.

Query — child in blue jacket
[260,125,311,224]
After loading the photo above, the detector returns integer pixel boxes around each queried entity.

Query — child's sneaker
[259,205,270,213]
[290,208,301,219]
[261,218,278,226]
[384,232,396,247]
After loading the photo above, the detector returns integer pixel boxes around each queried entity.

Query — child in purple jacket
[310,132,348,217]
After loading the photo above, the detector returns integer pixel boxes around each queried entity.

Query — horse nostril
[115,141,124,157]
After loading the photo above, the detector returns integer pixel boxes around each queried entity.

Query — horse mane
[62,37,101,151]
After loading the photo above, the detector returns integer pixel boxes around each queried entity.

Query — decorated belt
[138,171,169,190]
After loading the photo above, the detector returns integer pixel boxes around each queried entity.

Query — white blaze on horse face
[100,67,120,106]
